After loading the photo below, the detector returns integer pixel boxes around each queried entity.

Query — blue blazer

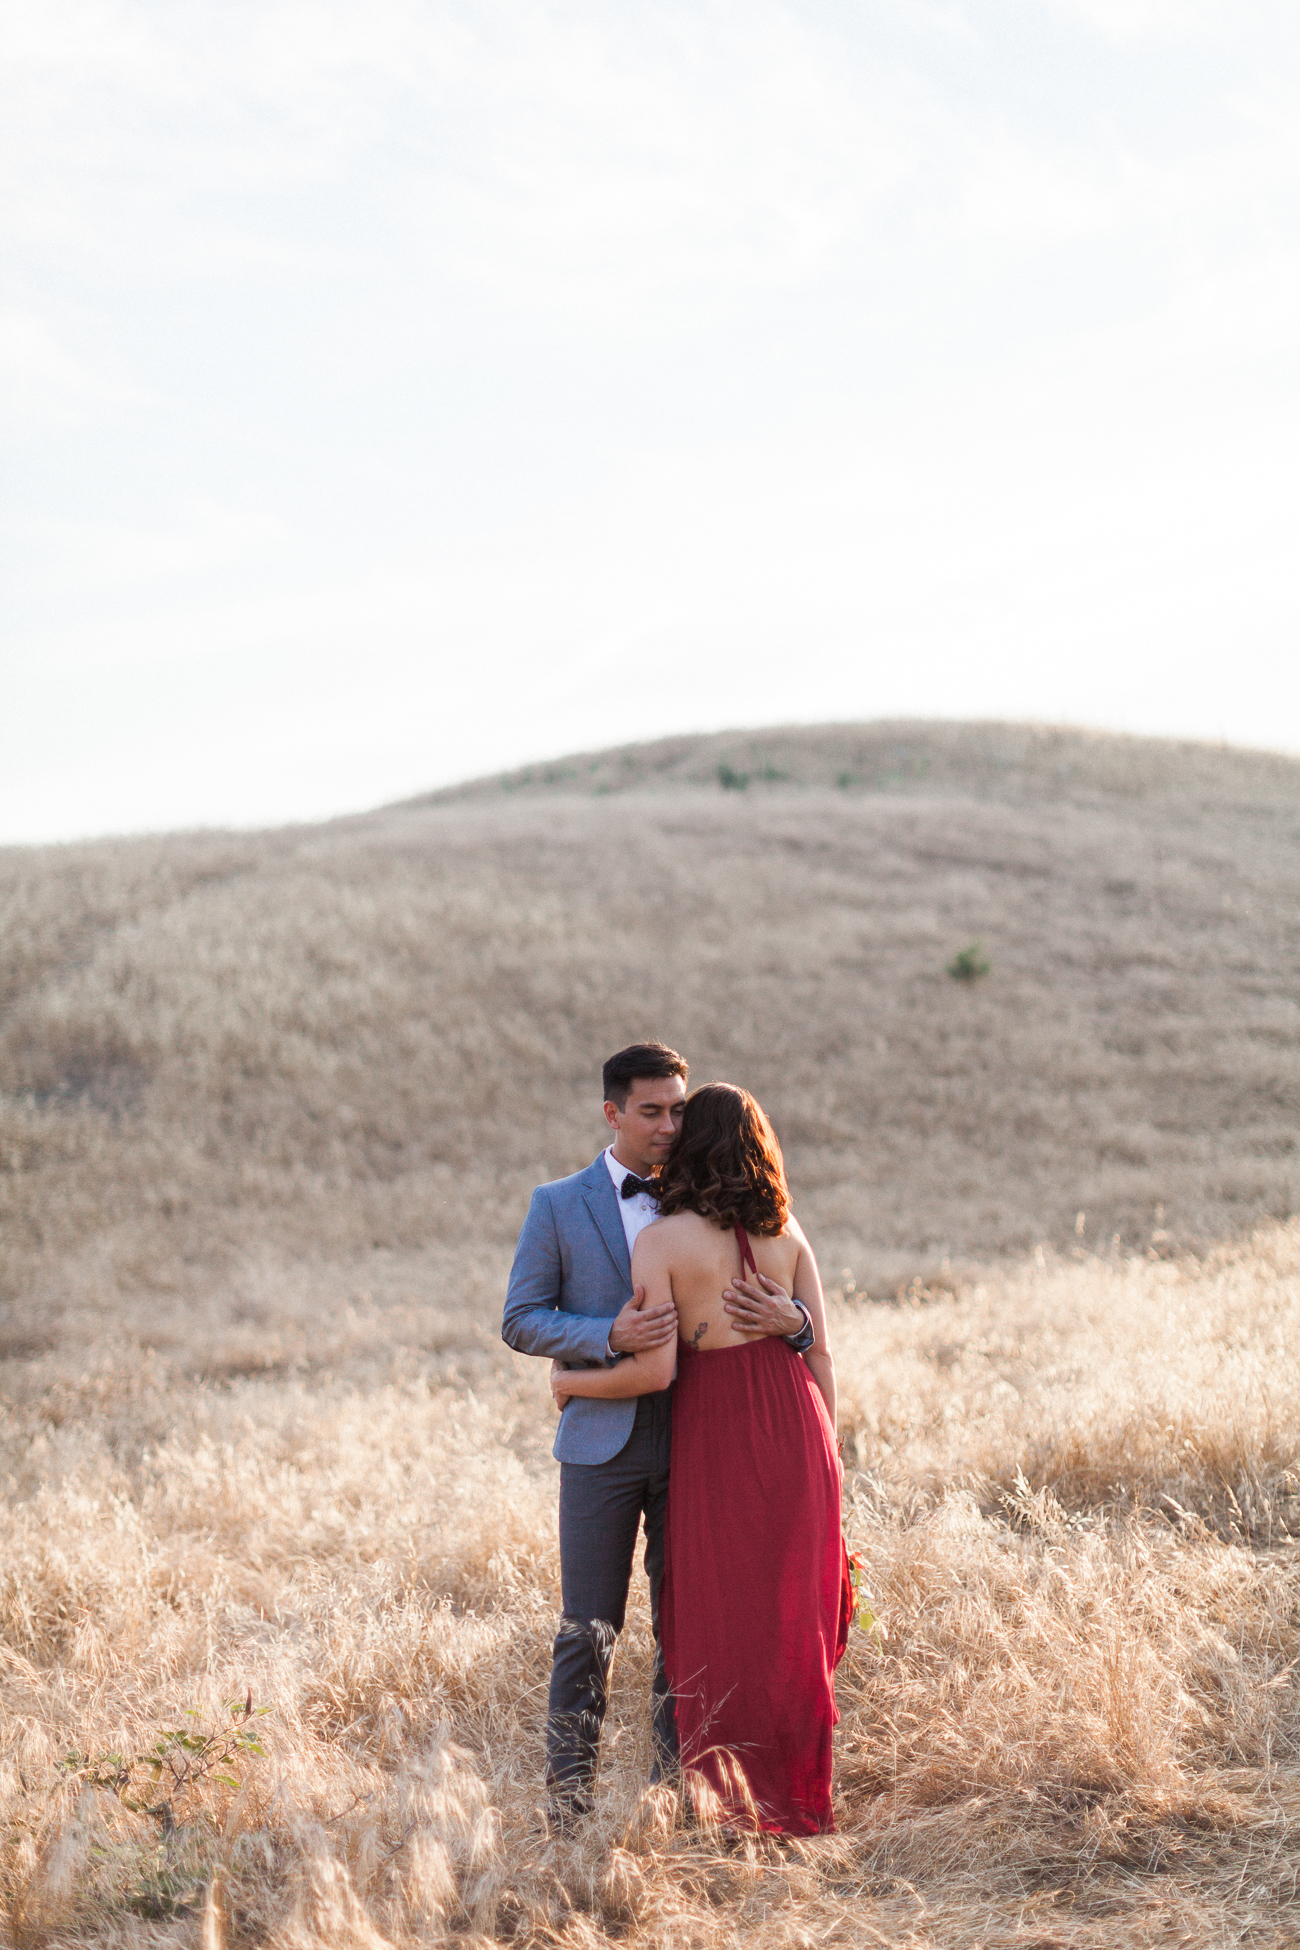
[502,1154,646,1465]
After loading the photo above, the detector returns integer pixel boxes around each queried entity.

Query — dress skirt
[660,1335,851,1834]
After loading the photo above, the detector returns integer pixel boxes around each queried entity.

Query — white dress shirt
[604,1145,661,1259]
[602,1146,661,1360]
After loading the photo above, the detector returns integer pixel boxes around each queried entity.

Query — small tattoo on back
[691,1321,707,1348]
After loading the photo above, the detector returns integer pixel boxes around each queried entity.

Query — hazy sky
[4,0,1299,844]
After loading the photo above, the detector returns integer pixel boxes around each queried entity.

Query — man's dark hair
[602,1042,688,1110]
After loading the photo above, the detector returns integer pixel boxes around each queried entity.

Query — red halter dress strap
[734,1224,758,1279]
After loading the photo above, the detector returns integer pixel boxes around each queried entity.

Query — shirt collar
[604,1145,643,1191]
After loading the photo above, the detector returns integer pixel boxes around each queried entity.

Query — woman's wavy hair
[653,1082,790,1235]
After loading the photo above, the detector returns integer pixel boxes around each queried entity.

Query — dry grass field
[2,720,1299,1947]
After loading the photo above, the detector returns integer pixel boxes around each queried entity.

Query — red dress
[660,1228,852,1834]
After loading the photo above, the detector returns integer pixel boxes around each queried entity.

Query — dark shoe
[546,1787,595,1834]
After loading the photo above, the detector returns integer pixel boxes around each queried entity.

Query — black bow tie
[620,1173,657,1201]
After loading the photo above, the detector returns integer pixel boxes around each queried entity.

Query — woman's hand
[550,1360,575,1411]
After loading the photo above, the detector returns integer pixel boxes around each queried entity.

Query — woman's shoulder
[756,1220,803,1261]
[644,1208,713,1241]
[636,1210,717,1255]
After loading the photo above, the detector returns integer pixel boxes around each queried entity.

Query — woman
[551,1082,850,1834]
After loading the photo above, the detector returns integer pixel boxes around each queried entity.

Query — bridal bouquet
[847,1550,885,1643]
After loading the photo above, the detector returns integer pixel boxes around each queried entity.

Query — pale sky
[4,0,1299,844]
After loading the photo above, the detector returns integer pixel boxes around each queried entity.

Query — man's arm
[550,1332,676,1405]
[784,1299,816,1355]
[502,1187,618,1367]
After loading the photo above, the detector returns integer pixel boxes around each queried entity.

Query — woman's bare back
[637,1210,802,1352]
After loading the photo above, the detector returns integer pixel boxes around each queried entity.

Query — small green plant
[836,770,856,789]
[717,763,750,791]
[946,940,991,983]
[61,1694,268,1821]
[60,1696,268,1919]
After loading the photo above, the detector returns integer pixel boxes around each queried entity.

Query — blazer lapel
[580,1156,632,1285]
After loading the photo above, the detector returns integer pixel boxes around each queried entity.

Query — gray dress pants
[546,1390,678,1793]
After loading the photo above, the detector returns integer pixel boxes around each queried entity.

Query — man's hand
[722,1272,805,1339]
[608,1282,677,1355]
[550,1359,574,1412]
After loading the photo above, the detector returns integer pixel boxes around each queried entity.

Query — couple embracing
[503,1042,850,1835]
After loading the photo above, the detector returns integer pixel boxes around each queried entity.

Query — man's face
[604,1074,687,1178]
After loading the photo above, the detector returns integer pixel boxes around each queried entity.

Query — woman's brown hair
[654,1082,790,1235]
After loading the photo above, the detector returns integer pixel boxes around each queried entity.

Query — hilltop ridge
[402,719,1300,816]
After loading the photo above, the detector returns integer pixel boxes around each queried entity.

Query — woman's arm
[788,1219,836,1427]
[551,1337,675,1406]
[551,1234,677,1408]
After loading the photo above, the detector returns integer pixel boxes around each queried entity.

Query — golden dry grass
[2,721,1299,1946]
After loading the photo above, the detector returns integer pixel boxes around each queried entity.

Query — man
[502,1041,815,1824]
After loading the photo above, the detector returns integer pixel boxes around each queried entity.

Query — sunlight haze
[4,0,1299,842]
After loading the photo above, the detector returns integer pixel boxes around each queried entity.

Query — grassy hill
[2,720,1296,1341]
[2,720,1299,1947]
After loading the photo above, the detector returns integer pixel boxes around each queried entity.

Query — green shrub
[60,1697,269,1822]
[947,940,991,983]
[59,1698,270,1918]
